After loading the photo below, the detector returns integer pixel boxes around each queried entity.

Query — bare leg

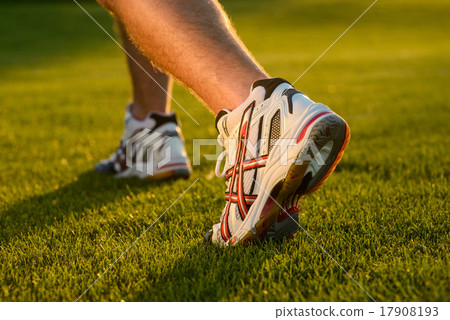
[100,0,268,114]
[118,23,172,120]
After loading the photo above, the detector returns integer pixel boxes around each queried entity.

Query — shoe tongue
[149,112,178,128]
[123,110,177,140]
[215,78,292,137]
[215,109,231,137]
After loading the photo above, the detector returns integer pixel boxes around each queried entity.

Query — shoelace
[215,150,228,178]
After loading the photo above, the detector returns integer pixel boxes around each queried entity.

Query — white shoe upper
[211,78,326,244]
[95,104,191,179]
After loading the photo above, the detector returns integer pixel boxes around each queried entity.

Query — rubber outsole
[143,167,191,181]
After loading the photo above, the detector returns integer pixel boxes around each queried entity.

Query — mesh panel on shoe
[243,170,255,195]
[245,120,259,160]
[241,115,263,196]
[228,203,240,234]
[268,110,281,154]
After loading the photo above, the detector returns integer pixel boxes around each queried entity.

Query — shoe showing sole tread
[241,114,350,243]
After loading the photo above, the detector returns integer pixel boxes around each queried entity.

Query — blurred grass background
[0,0,448,301]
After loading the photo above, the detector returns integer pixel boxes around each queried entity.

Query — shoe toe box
[94,160,116,174]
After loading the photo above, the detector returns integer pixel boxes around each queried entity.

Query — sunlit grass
[0,0,448,301]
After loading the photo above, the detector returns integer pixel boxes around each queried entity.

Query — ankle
[129,102,148,121]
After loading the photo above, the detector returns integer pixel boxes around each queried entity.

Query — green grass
[0,0,448,301]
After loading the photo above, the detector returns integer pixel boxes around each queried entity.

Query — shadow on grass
[0,170,178,242]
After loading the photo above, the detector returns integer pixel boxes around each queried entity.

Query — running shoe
[205,78,350,245]
[95,104,191,180]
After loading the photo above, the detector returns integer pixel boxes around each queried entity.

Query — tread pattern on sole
[259,114,350,242]
[305,115,348,194]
